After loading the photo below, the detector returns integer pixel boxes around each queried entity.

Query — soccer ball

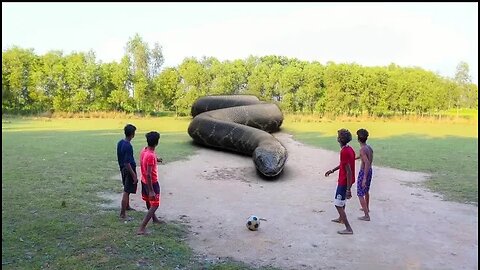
[246,215,260,231]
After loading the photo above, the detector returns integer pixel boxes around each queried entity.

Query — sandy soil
[101,133,478,270]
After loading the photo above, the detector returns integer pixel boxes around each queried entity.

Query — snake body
[188,95,287,178]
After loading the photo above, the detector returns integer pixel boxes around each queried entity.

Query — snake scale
[187,95,288,178]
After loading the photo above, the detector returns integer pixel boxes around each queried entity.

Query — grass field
[1,117,278,270]
[2,116,478,269]
[283,119,478,204]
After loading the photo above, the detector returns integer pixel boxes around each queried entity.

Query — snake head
[253,143,287,178]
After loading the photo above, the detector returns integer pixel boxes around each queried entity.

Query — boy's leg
[120,192,128,219]
[120,169,128,218]
[358,196,370,221]
[127,194,136,211]
[336,206,353,234]
[363,169,372,212]
[146,182,164,224]
[332,206,343,223]
[146,201,163,224]
[357,173,370,213]
[122,169,137,214]
[332,186,347,224]
[137,205,158,235]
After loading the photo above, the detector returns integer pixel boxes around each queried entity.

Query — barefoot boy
[137,131,164,235]
[117,124,138,219]
[324,129,356,234]
[356,128,374,221]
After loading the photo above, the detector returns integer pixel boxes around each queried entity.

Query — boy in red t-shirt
[137,131,165,235]
[325,129,356,235]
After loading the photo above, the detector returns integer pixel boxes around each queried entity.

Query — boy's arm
[146,164,154,197]
[124,145,137,183]
[360,148,371,184]
[125,163,138,184]
[325,165,340,177]
[345,163,353,198]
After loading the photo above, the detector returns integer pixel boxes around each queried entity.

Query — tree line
[2,34,477,117]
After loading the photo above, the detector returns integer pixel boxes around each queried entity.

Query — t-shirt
[338,145,356,186]
[140,147,158,184]
[117,139,136,170]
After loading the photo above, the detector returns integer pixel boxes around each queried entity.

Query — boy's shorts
[121,167,137,194]
[334,185,347,207]
[141,182,161,207]
[357,168,373,197]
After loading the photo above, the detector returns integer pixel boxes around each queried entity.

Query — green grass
[283,120,478,204]
[2,118,279,270]
[442,108,478,119]
[2,116,478,269]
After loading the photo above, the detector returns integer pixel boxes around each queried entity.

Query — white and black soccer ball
[246,215,260,231]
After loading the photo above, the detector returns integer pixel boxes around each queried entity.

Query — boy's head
[356,128,369,143]
[124,124,136,138]
[337,129,352,146]
[146,131,160,147]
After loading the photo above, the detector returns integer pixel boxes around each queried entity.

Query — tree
[152,67,180,111]
[125,33,165,112]
[454,61,476,108]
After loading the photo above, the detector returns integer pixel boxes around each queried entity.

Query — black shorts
[121,167,137,194]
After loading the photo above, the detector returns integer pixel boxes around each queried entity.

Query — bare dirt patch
[101,133,478,270]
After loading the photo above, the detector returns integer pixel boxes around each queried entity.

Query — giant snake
[187,95,288,178]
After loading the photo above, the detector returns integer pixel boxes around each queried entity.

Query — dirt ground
[102,133,478,270]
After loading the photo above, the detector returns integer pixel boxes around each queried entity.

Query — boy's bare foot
[331,218,344,224]
[126,207,136,211]
[137,229,149,235]
[337,229,353,235]
[359,208,370,212]
[358,216,370,221]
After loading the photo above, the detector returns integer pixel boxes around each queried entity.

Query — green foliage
[2,35,478,116]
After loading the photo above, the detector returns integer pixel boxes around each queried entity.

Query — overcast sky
[2,2,478,83]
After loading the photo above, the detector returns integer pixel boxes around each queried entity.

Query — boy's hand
[324,170,333,177]
[157,157,163,163]
[132,174,138,184]
[148,190,155,200]
[346,190,352,199]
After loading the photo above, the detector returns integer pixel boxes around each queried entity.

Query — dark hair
[145,131,160,147]
[337,129,352,146]
[124,124,136,137]
[356,128,369,143]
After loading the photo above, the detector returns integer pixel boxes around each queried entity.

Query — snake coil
[188,95,287,178]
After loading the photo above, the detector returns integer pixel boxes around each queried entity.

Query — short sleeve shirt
[338,145,356,186]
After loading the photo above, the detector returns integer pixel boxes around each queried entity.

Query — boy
[117,124,138,220]
[137,131,164,235]
[356,128,374,221]
[324,129,356,235]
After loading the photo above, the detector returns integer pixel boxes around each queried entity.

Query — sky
[2,2,478,83]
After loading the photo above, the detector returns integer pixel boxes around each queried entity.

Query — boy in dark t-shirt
[117,124,138,220]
